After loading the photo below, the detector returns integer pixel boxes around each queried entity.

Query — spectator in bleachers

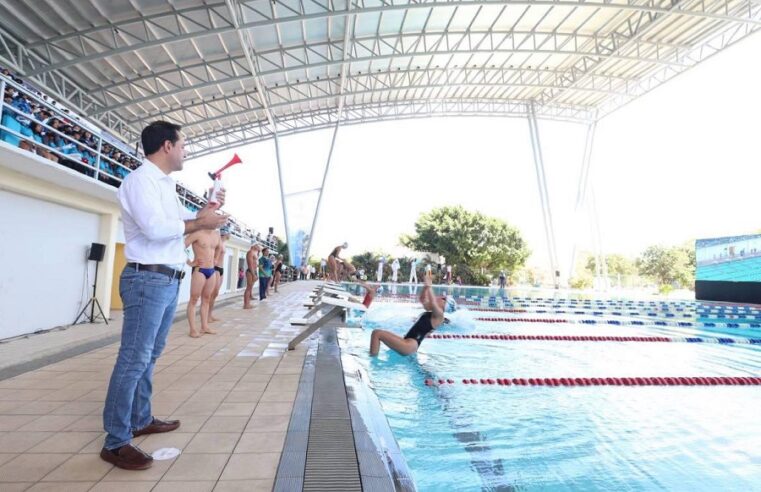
[1,65,210,205]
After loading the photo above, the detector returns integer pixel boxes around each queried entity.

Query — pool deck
[0,281,316,491]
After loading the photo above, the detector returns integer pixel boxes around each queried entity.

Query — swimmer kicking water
[370,271,447,356]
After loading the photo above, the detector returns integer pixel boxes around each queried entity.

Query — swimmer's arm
[419,282,438,311]
[213,238,224,259]
[429,294,445,325]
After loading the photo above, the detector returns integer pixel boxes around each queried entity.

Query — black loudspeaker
[88,243,106,262]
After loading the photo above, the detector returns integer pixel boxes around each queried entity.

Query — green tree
[400,206,530,284]
[585,254,636,276]
[636,244,694,289]
[350,251,381,277]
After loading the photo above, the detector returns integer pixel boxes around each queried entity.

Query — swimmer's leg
[370,329,418,356]
[357,281,378,308]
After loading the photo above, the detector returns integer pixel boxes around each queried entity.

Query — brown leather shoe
[100,444,153,470]
[132,417,181,437]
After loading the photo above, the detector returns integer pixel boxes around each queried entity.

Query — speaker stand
[74,261,109,325]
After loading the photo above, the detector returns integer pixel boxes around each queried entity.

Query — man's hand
[201,186,226,213]
[195,210,229,230]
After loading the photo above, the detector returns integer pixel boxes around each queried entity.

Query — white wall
[0,190,101,339]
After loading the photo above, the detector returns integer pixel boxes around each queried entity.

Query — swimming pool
[339,284,761,491]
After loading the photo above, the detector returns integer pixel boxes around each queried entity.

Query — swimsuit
[215,266,224,276]
[404,312,436,347]
[362,292,374,308]
[192,266,216,279]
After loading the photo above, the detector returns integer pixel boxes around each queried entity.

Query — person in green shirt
[258,247,273,300]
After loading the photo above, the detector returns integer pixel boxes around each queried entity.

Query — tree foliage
[586,254,636,276]
[636,244,695,288]
[400,206,530,284]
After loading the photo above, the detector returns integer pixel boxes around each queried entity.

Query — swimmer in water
[369,271,446,356]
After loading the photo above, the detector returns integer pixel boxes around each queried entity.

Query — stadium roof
[0,0,759,158]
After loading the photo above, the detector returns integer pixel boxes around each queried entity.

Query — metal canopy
[0,0,759,158]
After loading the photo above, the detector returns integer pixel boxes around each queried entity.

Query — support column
[304,121,341,263]
[568,118,598,282]
[273,133,292,259]
[96,212,120,318]
[589,188,609,290]
[527,101,561,289]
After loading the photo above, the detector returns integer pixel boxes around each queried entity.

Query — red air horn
[208,153,243,204]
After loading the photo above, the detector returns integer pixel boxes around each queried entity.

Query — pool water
[338,285,761,491]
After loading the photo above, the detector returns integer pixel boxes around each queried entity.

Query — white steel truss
[0,0,757,157]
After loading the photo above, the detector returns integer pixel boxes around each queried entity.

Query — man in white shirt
[409,258,418,283]
[391,258,400,283]
[101,121,228,471]
[377,256,385,282]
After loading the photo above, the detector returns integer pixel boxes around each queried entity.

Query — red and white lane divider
[424,376,761,387]
[426,334,761,344]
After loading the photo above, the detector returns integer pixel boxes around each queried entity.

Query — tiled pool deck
[0,281,315,491]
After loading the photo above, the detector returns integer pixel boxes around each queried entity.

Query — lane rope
[427,334,761,344]
[474,316,761,328]
[424,376,761,387]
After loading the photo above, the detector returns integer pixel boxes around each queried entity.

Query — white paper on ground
[152,447,181,460]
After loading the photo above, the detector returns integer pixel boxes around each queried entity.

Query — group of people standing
[184,226,230,337]
[324,246,457,285]
[243,244,285,309]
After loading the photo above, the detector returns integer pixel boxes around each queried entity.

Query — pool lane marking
[469,307,761,320]
[474,317,761,328]
[424,376,761,387]
[427,334,761,344]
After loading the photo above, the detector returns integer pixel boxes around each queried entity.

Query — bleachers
[0,68,277,250]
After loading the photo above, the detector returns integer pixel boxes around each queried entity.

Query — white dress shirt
[118,159,196,268]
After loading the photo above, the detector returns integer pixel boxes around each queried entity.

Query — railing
[0,72,278,251]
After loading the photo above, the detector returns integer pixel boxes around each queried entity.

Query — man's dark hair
[141,121,182,155]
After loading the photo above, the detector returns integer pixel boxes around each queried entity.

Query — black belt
[126,263,185,280]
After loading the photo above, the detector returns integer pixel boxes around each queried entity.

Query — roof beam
[145,79,624,140]
[122,65,631,128]
[185,97,595,158]
[87,28,690,115]
[225,0,274,124]
[22,0,761,77]
[537,0,686,107]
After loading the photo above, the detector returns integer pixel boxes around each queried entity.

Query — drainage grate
[304,327,362,491]
[275,325,363,491]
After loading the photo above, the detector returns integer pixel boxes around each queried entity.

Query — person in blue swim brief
[185,228,221,338]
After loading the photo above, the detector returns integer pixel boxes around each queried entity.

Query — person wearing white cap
[327,242,355,282]
[391,258,400,282]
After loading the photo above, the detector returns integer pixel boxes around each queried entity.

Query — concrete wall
[0,141,251,340]
[0,189,102,338]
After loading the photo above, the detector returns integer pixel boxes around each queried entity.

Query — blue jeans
[102,266,180,450]
[259,276,270,300]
